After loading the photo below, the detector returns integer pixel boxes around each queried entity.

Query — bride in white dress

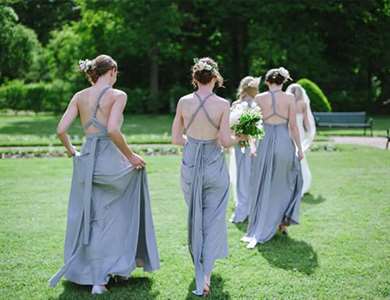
[286,83,316,195]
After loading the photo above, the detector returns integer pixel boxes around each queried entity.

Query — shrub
[0,79,73,113]
[122,88,151,114]
[297,78,332,112]
[44,80,73,113]
[0,80,27,111]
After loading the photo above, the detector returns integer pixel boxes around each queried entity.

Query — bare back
[255,90,294,125]
[76,86,123,134]
[180,92,228,140]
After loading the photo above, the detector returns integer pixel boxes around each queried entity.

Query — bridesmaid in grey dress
[172,57,243,296]
[50,55,160,294]
[230,76,260,223]
[242,67,304,249]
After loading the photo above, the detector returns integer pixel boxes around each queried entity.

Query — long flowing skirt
[245,124,303,244]
[230,145,253,223]
[181,136,229,295]
[49,134,160,286]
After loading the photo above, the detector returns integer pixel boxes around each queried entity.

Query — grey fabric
[231,145,253,223]
[245,123,303,243]
[184,92,218,133]
[181,136,229,295]
[263,90,288,121]
[49,88,159,287]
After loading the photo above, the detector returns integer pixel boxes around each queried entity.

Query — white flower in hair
[278,67,292,80]
[193,58,213,72]
[79,59,93,72]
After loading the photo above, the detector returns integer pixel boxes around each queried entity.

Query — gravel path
[331,136,389,149]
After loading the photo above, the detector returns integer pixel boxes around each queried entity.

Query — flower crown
[267,67,292,82]
[79,59,94,72]
[193,58,215,72]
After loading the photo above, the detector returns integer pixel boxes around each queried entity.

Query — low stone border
[0,143,341,159]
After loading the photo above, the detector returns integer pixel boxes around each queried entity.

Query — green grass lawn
[0,114,389,147]
[0,114,173,147]
[1,146,389,299]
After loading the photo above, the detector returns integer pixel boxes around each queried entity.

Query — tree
[0,6,41,83]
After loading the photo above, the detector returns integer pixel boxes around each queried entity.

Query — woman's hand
[236,134,249,142]
[67,147,76,157]
[129,153,146,169]
[297,149,304,161]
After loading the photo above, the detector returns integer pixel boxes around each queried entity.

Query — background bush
[297,78,332,112]
[0,80,73,113]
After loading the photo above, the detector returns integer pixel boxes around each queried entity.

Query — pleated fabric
[244,123,303,244]
[181,136,229,295]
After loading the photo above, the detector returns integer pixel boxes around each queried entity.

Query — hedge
[297,78,332,112]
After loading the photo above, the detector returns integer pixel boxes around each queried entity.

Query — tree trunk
[149,48,159,112]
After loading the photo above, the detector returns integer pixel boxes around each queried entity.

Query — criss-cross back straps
[263,90,289,121]
[83,86,111,130]
[184,92,220,133]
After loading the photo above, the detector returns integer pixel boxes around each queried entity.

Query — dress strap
[184,92,219,133]
[92,86,111,118]
[83,86,111,131]
[263,90,289,121]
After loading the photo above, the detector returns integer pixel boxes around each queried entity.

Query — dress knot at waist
[187,135,217,145]
[85,132,110,140]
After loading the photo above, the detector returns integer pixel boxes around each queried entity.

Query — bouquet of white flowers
[230,101,265,154]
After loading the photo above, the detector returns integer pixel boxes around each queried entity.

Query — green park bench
[313,112,374,136]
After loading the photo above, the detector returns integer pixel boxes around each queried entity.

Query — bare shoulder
[214,95,230,109]
[178,93,194,103]
[255,92,269,100]
[254,92,269,104]
[283,92,295,104]
[110,88,127,99]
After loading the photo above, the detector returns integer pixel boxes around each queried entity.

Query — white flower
[278,67,292,81]
[193,58,214,72]
[79,59,93,72]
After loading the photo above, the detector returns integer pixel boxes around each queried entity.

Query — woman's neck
[94,77,112,89]
[268,84,282,92]
[196,84,214,96]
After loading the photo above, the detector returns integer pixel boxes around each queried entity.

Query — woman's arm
[303,102,311,132]
[218,102,241,148]
[171,99,187,146]
[107,92,145,168]
[57,94,79,157]
[288,98,304,160]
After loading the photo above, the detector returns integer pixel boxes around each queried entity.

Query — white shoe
[91,285,108,295]
[246,240,257,249]
[241,236,251,243]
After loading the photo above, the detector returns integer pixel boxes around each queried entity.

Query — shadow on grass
[185,274,230,300]
[233,219,248,233]
[257,234,318,275]
[302,193,326,205]
[53,276,158,300]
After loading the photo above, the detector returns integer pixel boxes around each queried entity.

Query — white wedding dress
[296,113,313,195]
[287,84,316,196]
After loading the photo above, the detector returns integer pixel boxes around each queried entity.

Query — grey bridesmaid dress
[231,99,255,223]
[180,92,230,296]
[244,90,303,244]
[49,86,160,287]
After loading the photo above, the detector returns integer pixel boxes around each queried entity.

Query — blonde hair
[237,76,260,99]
